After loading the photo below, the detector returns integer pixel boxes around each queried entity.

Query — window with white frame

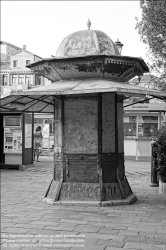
[18,75,24,85]
[25,75,31,85]
[13,60,18,68]
[26,60,31,65]
[12,75,18,85]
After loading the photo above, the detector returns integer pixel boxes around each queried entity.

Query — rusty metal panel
[64,154,98,183]
[64,98,98,154]
[102,93,115,153]
[59,182,101,201]
[101,153,117,183]
[117,95,124,153]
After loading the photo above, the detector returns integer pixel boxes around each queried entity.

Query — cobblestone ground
[1,157,166,250]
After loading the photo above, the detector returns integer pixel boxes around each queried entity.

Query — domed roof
[56,29,120,58]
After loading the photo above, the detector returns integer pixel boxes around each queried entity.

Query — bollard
[149,139,159,187]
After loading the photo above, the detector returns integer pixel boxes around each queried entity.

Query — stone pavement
[1,157,166,250]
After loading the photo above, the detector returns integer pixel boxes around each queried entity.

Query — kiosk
[1,22,166,204]
[0,113,33,169]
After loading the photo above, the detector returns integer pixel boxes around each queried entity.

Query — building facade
[0,41,51,97]
[124,75,166,161]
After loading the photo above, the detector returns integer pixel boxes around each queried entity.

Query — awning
[0,79,166,113]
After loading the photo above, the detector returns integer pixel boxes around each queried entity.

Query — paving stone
[95,239,125,248]
[1,222,16,229]
[11,223,45,229]
[44,224,77,231]
[26,229,62,235]
[118,230,139,236]
[71,246,105,250]
[98,228,119,235]
[124,242,164,249]
[87,221,127,230]
[105,248,124,250]
[74,225,102,233]
[29,221,60,226]
[76,232,114,240]
[1,228,31,234]
[59,219,88,225]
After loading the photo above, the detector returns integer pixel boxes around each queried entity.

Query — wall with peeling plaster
[64,98,98,154]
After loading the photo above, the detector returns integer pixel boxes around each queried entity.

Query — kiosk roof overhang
[26,55,149,83]
[0,79,166,113]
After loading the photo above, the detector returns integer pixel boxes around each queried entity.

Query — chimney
[23,45,26,50]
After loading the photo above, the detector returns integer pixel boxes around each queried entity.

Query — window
[13,60,18,68]
[25,75,31,85]
[18,75,24,85]
[35,75,42,85]
[45,119,54,134]
[12,75,18,84]
[26,60,31,65]
[124,116,136,137]
[138,116,158,138]
[3,75,8,86]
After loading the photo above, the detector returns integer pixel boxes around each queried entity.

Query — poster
[42,124,49,138]
[25,124,32,138]
[25,138,31,148]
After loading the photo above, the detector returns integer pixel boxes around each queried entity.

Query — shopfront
[124,103,166,161]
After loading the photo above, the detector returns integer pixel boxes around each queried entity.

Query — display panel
[4,116,21,127]
[5,133,13,144]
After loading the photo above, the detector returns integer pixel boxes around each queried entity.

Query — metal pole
[49,121,50,158]
[136,116,138,161]
[149,139,159,187]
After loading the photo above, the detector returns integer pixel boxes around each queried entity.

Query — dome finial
[87,19,91,30]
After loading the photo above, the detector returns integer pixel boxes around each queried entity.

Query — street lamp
[115,39,123,55]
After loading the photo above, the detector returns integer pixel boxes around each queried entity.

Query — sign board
[124,103,166,111]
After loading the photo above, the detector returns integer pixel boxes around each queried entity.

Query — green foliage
[155,126,166,183]
[136,0,166,92]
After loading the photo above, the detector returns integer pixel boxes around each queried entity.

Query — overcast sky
[2,1,148,61]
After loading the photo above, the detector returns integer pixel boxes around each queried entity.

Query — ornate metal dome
[56,29,120,58]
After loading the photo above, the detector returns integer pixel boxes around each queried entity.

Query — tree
[155,126,166,183]
[136,0,166,92]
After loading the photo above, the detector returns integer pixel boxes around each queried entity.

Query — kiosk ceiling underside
[0,95,54,113]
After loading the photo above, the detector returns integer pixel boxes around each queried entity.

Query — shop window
[12,75,18,85]
[124,116,136,137]
[138,123,158,137]
[25,75,31,86]
[18,75,24,85]
[138,116,158,138]
[3,75,8,86]
[13,60,18,68]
